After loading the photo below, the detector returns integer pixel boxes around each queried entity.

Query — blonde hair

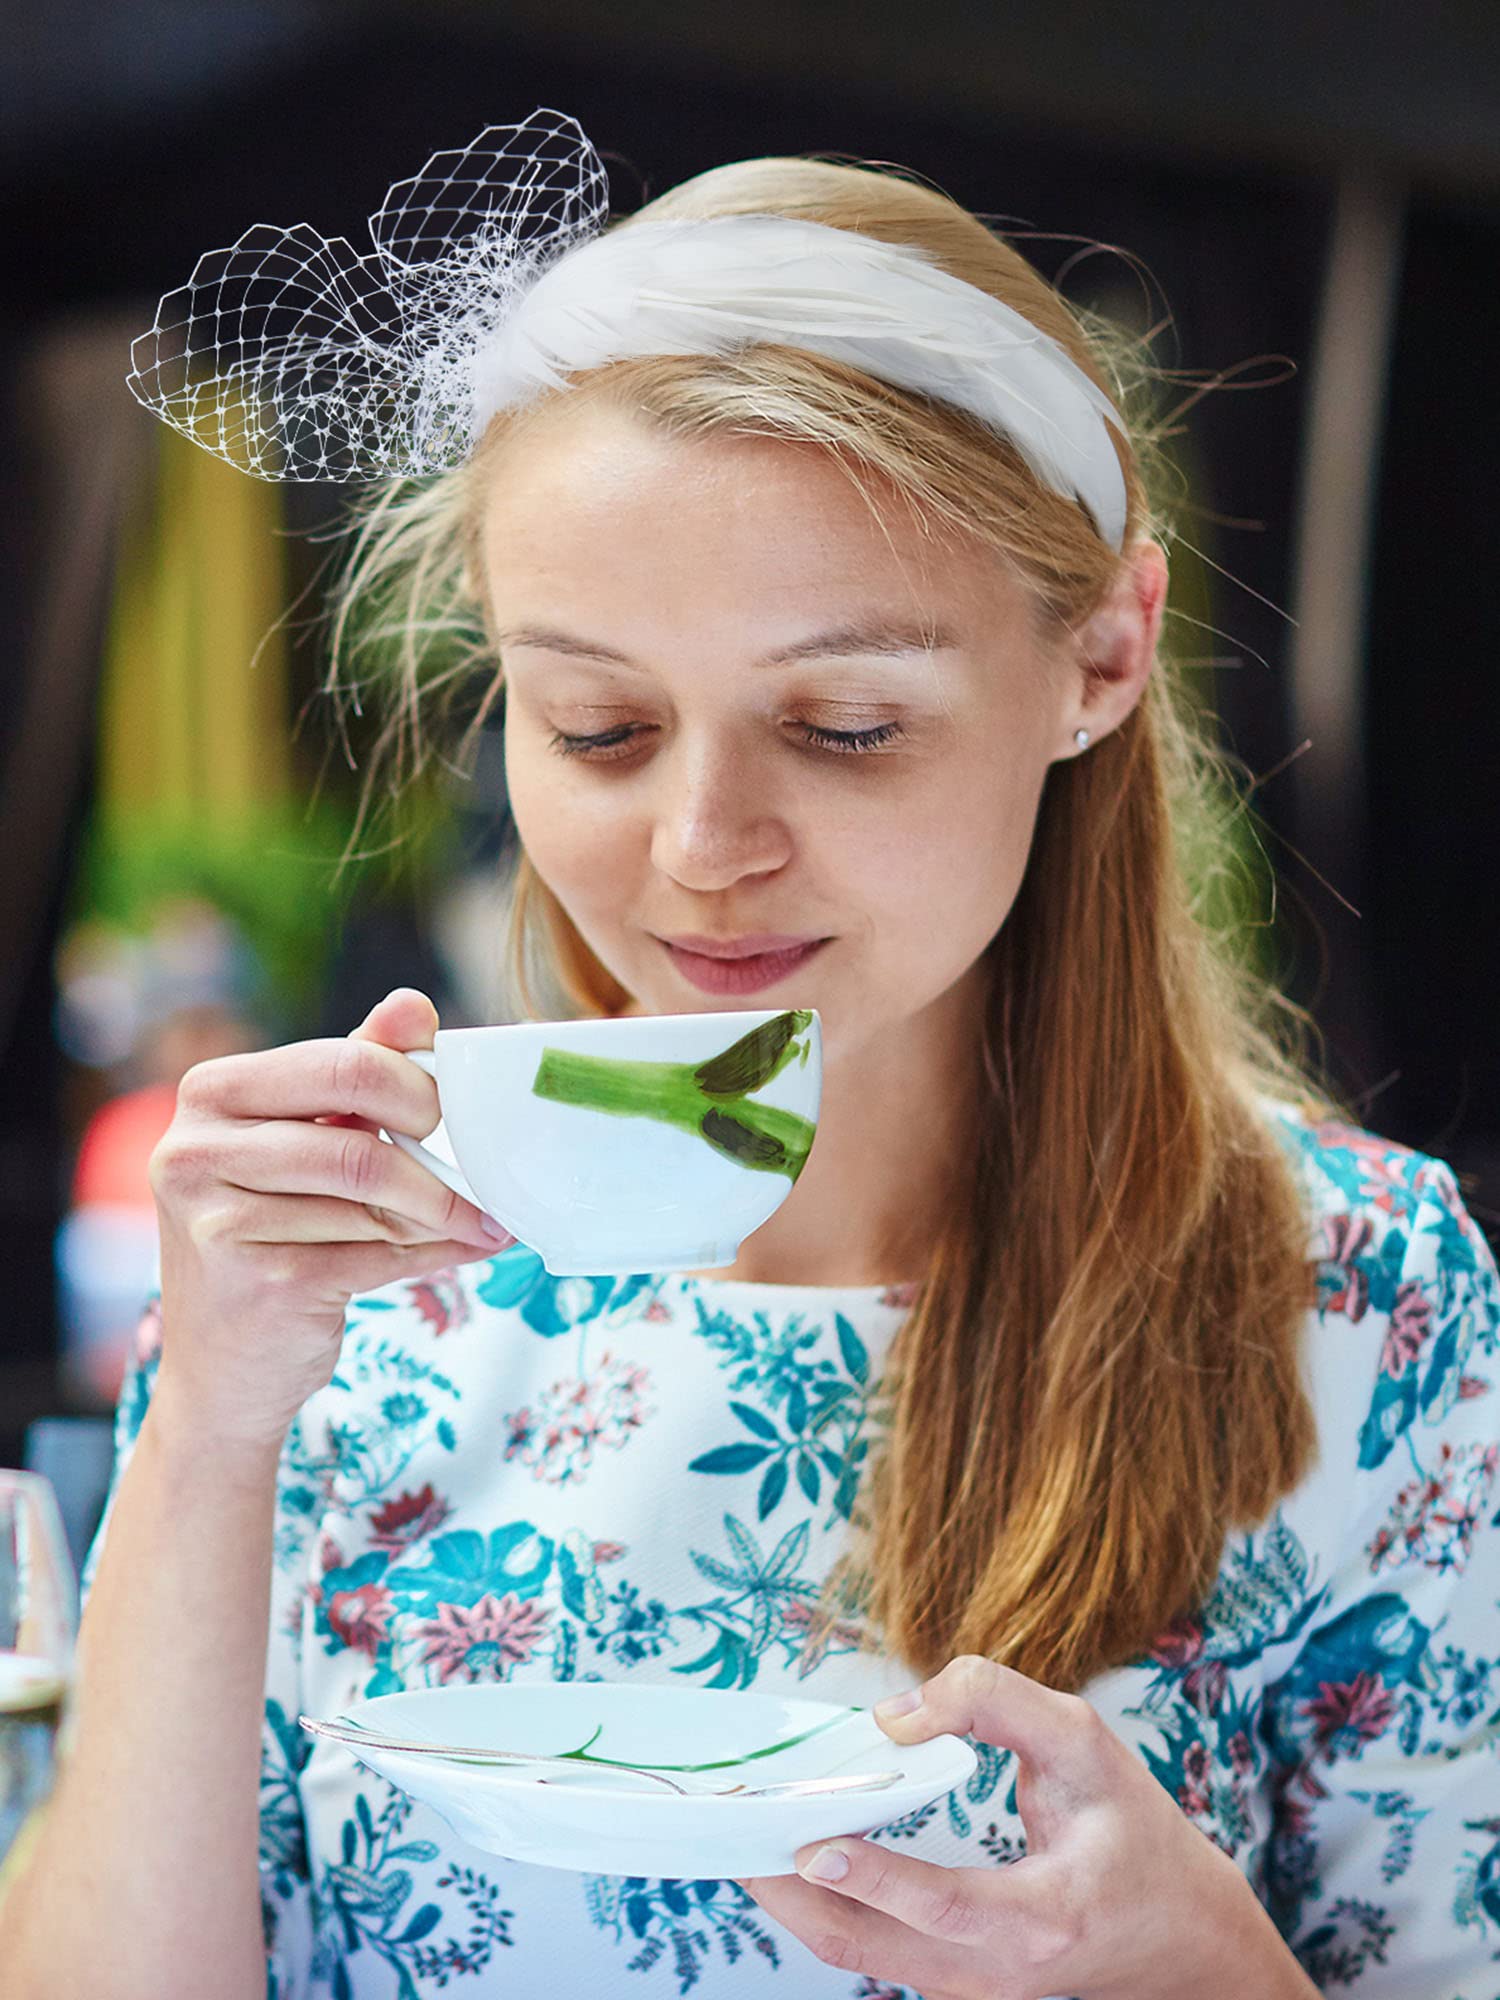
[323,153,1348,1689]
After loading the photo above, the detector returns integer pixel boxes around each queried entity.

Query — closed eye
[547,720,904,760]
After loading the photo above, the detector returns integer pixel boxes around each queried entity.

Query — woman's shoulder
[1146,1099,1500,1716]
[1251,1092,1464,1237]
[1253,1091,1496,1339]
[1249,1096,1494,1317]
[1252,1093,1499,1485]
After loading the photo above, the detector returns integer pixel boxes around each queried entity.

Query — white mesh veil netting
[126,109,611,481]
[126,109,1127,545]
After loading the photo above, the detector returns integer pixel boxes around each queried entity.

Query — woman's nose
[647,740,793,887]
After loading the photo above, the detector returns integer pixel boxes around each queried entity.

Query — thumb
[873,1656,1089,1778]
[873,1656,1111,1856]
[315,990,442,1138]
[349,986,441,1053]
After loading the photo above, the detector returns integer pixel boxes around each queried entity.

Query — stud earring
[1073,728,1091,749]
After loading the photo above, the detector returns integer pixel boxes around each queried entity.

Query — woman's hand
[147,987,512,1452]
[739,1655,1318,2000]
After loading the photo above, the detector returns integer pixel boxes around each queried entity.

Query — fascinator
[127,107,1128,549]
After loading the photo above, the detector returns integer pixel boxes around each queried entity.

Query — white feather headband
[127,107,1129,550]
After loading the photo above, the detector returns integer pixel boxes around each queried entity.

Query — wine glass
[0,1471,78,1876]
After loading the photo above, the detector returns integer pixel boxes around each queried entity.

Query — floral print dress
[86,1101,1500,1999]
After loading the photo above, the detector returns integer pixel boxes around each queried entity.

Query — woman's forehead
[476,398,1038,638]
[479,396,903,538]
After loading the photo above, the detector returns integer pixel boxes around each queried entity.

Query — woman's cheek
[505,746,619,885]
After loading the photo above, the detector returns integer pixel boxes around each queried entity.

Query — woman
[4,112,1496,1999]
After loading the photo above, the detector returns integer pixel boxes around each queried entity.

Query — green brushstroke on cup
[530,1010,817,1182]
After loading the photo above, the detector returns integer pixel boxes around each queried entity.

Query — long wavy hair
[322,152,1349,1690]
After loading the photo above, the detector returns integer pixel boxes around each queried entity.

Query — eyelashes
[547,720,903,761]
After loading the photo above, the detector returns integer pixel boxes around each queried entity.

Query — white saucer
[303,1682,976,1877]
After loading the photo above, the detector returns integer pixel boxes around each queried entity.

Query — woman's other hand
[147,986,511,1451]
[739,1654,1318,2000]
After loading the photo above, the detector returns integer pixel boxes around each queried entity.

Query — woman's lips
[660,936,829,996]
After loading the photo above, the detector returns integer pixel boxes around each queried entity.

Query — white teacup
[383,1008,822,1275]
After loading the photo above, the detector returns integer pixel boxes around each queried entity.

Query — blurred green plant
[67,423,468,1030]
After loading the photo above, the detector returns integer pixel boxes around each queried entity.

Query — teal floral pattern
[83,1101,1500,1996]
[310,1783,512,1997]
[687,1307,882,1525]
[583,1877,782,1989]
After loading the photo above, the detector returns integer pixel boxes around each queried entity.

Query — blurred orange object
[70,1082,178,1208]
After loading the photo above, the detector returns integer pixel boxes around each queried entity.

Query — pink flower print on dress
[368,1483,454,1554]
[1318,1213,1376,1320]
[1176,1739,1212,1818]
[407,1268,471,1336]
[1378,1280,1435,1378]
[323,1581,394,1657]
[1301,1670,1398,1759]
[1314,1124,1420,1214]
[1227,1729,1255,1780]
[1174,1737,1251,1858]
[1366,1440,1500,1576]
[1144,1614,1226,1713]
[501,1351,654,1485]
[781,1595,866,1678]
[1146,1614,1205,1672]
[414,1592,551,1683]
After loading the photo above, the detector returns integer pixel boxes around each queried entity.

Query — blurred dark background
[3,0,1498,1468]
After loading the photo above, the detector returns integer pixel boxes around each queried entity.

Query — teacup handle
[381,1048,482,1209]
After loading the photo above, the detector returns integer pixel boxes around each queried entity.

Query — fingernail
[874,1689,922,1719]
[480,1214,514,1242]
[802,1845,849,1883]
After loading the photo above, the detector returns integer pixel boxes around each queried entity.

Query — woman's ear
[1058,538,1168,757]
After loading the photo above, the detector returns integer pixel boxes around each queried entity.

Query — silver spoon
[299,1714,902,1799]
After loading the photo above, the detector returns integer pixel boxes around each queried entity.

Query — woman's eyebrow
[495,616,960,668]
